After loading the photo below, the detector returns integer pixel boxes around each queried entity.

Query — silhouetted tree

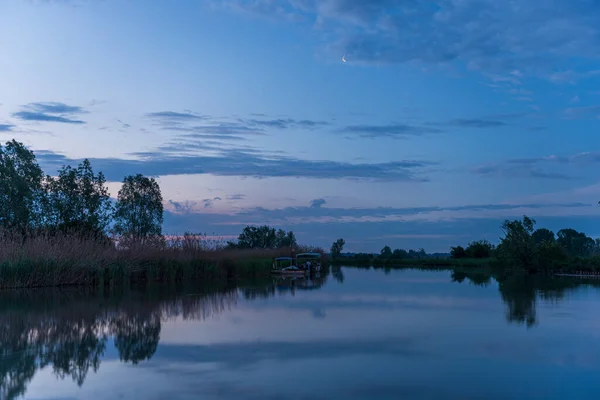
[44,159,112,236]
[557,228,594,257]
[497,216,537,268]
[532,228,555,245]
[0,140,45,232]
[330,238,345,259]
[113,174,163,244]
[227,225,296,249]
[466,240,494,258]
[450,245,468,259]
[380,246,392,258]
[275,229,297,248]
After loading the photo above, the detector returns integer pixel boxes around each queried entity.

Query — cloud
[245,118,329,129]
[549,70,600,84]
[35,147,436,182]
[12,102,87,124]
[564,105,600,119]
[203,196,223,208]
[469,150,600,180]
[168,200,198,214]
[226,193,246,201]
[310,198,326,208]
[222,0,600,77]
[0,124,14,132]
[147,111,206,120]
[447,119,506,128]
[337,123,440,139]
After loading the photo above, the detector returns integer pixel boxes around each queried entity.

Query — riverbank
[331,255,600,276]
[330,257,499,268]
[0,234,307,289]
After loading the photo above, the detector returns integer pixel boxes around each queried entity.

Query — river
[3,266,600,399]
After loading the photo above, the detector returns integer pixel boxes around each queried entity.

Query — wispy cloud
[337,123,440,139]
[35,147,437,182]
[549,70,600,84]
[222,0,600,78]
[470,150,600,180]
[564,104,600,119]
[0,124,14,132]
[203,196,222,208]
[147,111,207,120]
[447,119,506,128]
[12,102,87,124]
[226,193,246,201]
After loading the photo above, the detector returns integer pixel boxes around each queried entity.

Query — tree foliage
[0,140,45,232]
[113,174,164,244]
[380,246,392,258]
[532,228,555,245]
[497,216,537,268]
[330,238,345,258]
[44,159,112,236]
[556,228,595,257]
[228,225,297,249]
[450,245,468,259]
[465,240,494,258]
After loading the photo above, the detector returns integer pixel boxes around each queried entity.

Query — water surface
[4,267,600,399]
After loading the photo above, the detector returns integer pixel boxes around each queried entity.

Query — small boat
[296,252,322,273]
[271,257,308,276]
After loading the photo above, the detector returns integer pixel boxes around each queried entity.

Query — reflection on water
[3,267,600,399]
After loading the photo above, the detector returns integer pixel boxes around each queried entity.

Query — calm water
[4,266,600,399]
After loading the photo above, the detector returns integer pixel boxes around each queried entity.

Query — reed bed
[0,232,303,289]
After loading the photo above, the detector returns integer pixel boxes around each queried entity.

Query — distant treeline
[329,215,600,273]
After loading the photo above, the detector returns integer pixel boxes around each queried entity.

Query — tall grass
[0,232,318,289]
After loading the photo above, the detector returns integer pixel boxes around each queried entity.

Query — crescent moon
[342,55,347,63]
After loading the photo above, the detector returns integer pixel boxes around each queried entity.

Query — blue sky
[2,0,600,252]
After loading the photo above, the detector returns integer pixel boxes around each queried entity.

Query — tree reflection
[0,284,239,400]
[450,269,600,328]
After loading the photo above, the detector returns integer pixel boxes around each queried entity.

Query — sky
[2,0,600,252]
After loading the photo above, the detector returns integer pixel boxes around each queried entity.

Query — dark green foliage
[496,216,537,268]
[44,159,112,236]
[450,245,468,259]
[275,229,297,248]
[392,248,408,259]
[227,225,297,249]
[330,238,345,258]
[532,228,555,245]
[556,228,595,257]
[466,240,494,258]
[113,174,164,244]
[380,246,392,258]
[0,140,45,232]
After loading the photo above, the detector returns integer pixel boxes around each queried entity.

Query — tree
[391,249,408,259]
[450,245,468,259]
[45,159,112,236]
[232,225,276,249]
[465,240,494,258]
[0,140,45,232]
[275,229,297,248]
[556,228,594,257]
[380,246,392,258]
[330,238,345,259]
[113,174,164,244]
[496,216,537,268]
[532,228,555,245]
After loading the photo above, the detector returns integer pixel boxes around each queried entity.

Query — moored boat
[271,257,308,276]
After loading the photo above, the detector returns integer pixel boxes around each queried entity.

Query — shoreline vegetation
[1,138,599,289]
[0,139,325,289]
[330,215,600,276]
